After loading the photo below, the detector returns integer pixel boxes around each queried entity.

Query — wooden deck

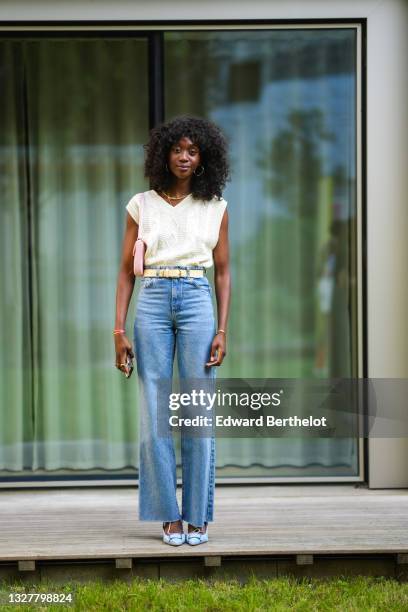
[0,485,407,581]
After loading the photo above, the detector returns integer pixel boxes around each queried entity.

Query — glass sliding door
[164,28,360,478]
[0,36,149,480]
[0,26,362,484]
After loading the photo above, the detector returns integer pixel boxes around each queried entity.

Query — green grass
[1,576,408,611]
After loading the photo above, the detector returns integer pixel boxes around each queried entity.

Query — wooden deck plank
[0,486,407,561]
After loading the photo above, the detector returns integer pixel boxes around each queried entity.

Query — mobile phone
[125,354,134,379]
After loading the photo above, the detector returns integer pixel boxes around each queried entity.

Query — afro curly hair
[143,115,230,201]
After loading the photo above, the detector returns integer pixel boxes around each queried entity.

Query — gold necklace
[162,190,191,201]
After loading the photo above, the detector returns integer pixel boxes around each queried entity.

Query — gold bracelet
[217,329,226,334]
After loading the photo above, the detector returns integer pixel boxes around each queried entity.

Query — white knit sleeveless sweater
[126,189,227,269]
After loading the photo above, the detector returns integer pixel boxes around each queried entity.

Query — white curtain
[0,41,33,472]
[0,38,149,473]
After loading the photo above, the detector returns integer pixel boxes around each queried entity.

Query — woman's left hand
[206,332,227,367]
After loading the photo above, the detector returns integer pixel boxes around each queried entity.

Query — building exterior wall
[1,0,407,487]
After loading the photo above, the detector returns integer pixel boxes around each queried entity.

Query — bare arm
[113,213,138,375]
[206,208,231,367]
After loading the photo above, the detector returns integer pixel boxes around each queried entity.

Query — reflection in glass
[165,29,359,478]
[0,30,360,482]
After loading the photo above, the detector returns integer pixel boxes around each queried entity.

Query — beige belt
[143,268,205,278]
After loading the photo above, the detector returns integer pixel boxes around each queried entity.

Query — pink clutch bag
[132,192,147,277]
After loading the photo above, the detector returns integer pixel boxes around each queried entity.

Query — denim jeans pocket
[187,277,213,297]
[140,277,157,290]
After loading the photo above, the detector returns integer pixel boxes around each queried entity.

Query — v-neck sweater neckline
[153,189,192,210]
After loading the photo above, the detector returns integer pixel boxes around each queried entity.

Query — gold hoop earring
[194,165,205,177]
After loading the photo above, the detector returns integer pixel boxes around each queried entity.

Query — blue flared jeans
[133,265,216,527]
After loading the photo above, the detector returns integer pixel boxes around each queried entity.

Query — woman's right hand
[114,334,135,377]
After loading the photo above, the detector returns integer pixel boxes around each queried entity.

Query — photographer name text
[168,415,327,428]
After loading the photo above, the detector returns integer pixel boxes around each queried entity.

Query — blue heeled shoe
[186,523,209,546]
[162,522,185,546]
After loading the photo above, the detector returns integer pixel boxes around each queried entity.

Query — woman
[113,115,231,546]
